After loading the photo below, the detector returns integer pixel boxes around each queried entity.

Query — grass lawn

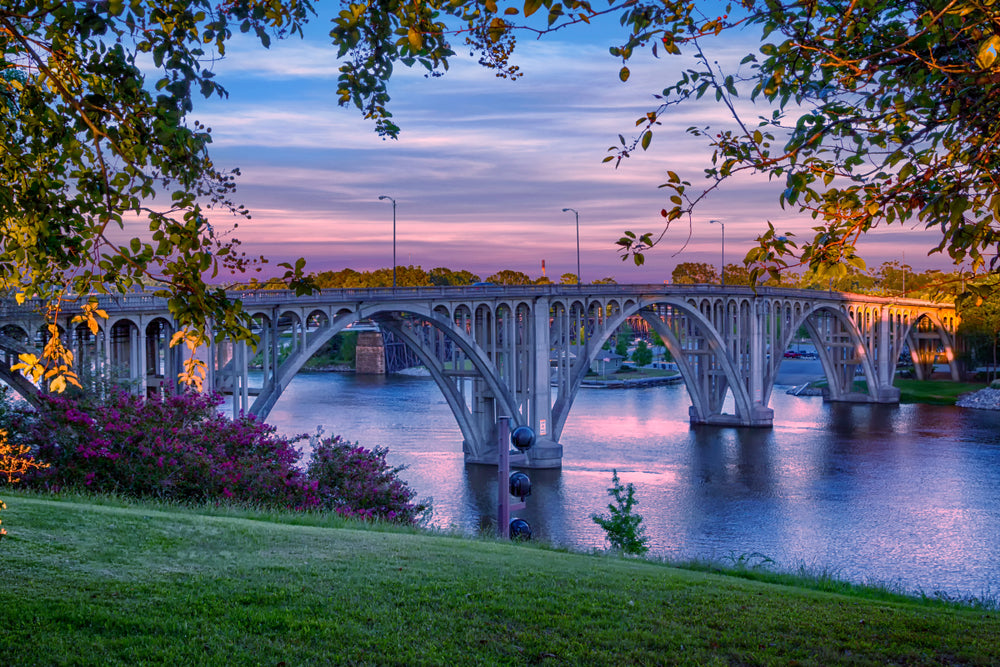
[2,492,998,666]
[892,378,988,404]
[809,378,987,405]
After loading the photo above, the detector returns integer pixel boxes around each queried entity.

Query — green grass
[892,378,987,404]
[2,491,999,666]
[809,378,986,405]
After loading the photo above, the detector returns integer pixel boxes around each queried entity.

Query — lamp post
[378,195,396,289]
[709,219,725,286]
[561,207,581,285]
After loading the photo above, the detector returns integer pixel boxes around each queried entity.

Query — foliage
[21,390,318,507]
[559,272,579,285]
[591,469,649,556]
[12,388,424,523]
[671,262,719,285]
[0,1,330,390]
[429,267,480,286]
[722,263,752,286]
[319,0,1000,284]
[485,269,532,285]
[957,275,1000,380]
[306,430,427,524]
[602,0,1000,285]
[0,428,48,485]
[631,339,653,367]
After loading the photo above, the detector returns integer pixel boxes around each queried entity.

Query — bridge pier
[689,404,775,427]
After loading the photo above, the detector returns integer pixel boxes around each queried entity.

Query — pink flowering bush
[16,389,426,524]
[24,390,319,508]
[307,435,428,524]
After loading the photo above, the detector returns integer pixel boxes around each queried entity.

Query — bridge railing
[0,284,953,317]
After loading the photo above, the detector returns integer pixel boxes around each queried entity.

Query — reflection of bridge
[0,285,959,468]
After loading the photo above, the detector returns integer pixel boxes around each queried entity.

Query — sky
[186,9,958,284]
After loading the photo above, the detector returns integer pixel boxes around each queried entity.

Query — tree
[671,262,719,285]
[958,276,1000,381]
[12,0,999,391]
[323,0,1000,286]
[486,269,531,285]
[591,469,649,556]
[631,340,652,367]
[559,273,579,285]
[722,263,752,286]
[0,1,323,390]
[601,1,1000,287]
[429,267,480,286]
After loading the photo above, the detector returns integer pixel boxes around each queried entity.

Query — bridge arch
[899,310,960,381]
[789,304,880,402]
[248,300,526,464]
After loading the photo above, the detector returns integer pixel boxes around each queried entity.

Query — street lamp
[561,207,581,285]
[377,195,396,289]
[709,219,725,286]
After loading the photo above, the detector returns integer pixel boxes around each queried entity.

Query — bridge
[0,285,959,468]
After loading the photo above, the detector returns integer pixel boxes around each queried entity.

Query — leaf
[407,27,422,50]
[641,130,652,150]
[619,66,630,82]
[977,36,1000,69]
[524,0,543,17]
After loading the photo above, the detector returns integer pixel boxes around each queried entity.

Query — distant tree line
[242,267,618,289]
[244,261,997,378]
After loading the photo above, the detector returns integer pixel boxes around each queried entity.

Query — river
[258,368,1000,601]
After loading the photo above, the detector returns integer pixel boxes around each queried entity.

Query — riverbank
[787,377,993,407]
[581,371,683,388]
[2,492,997,666]
[956,386,1000,410]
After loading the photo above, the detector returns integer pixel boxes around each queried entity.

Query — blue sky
[187,11,955,282]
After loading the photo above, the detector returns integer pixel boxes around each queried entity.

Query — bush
[23,390,319,509]
[591,470,649,556]
[307,432,428,524]
[15,389,426,524]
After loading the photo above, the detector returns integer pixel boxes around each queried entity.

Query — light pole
[709,219,725,286]
[378,195,396,289]
[561,207,581,285]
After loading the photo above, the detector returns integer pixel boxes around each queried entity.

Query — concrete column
[527,296,562,468]
[748,297,774,425]
[874,306,900,402]
[356,331,387,374]
[240,339,249,413]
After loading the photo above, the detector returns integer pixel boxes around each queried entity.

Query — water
[261,371,1000,600]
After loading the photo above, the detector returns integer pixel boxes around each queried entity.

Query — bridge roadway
[0,284,959,468]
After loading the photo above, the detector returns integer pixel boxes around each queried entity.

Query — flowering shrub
[16,388,425,524]
[23,390,319,508]
[306,433,428,524]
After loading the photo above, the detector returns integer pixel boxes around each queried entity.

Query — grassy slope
[2,493,998,666]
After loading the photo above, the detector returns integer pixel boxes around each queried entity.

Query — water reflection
[262,372,1000,600]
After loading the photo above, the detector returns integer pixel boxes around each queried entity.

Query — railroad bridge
[0,285,959,468]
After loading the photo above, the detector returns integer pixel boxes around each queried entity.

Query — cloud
[185,22,958,282]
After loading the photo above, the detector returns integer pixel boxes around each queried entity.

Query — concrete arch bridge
[0,285,959,468]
